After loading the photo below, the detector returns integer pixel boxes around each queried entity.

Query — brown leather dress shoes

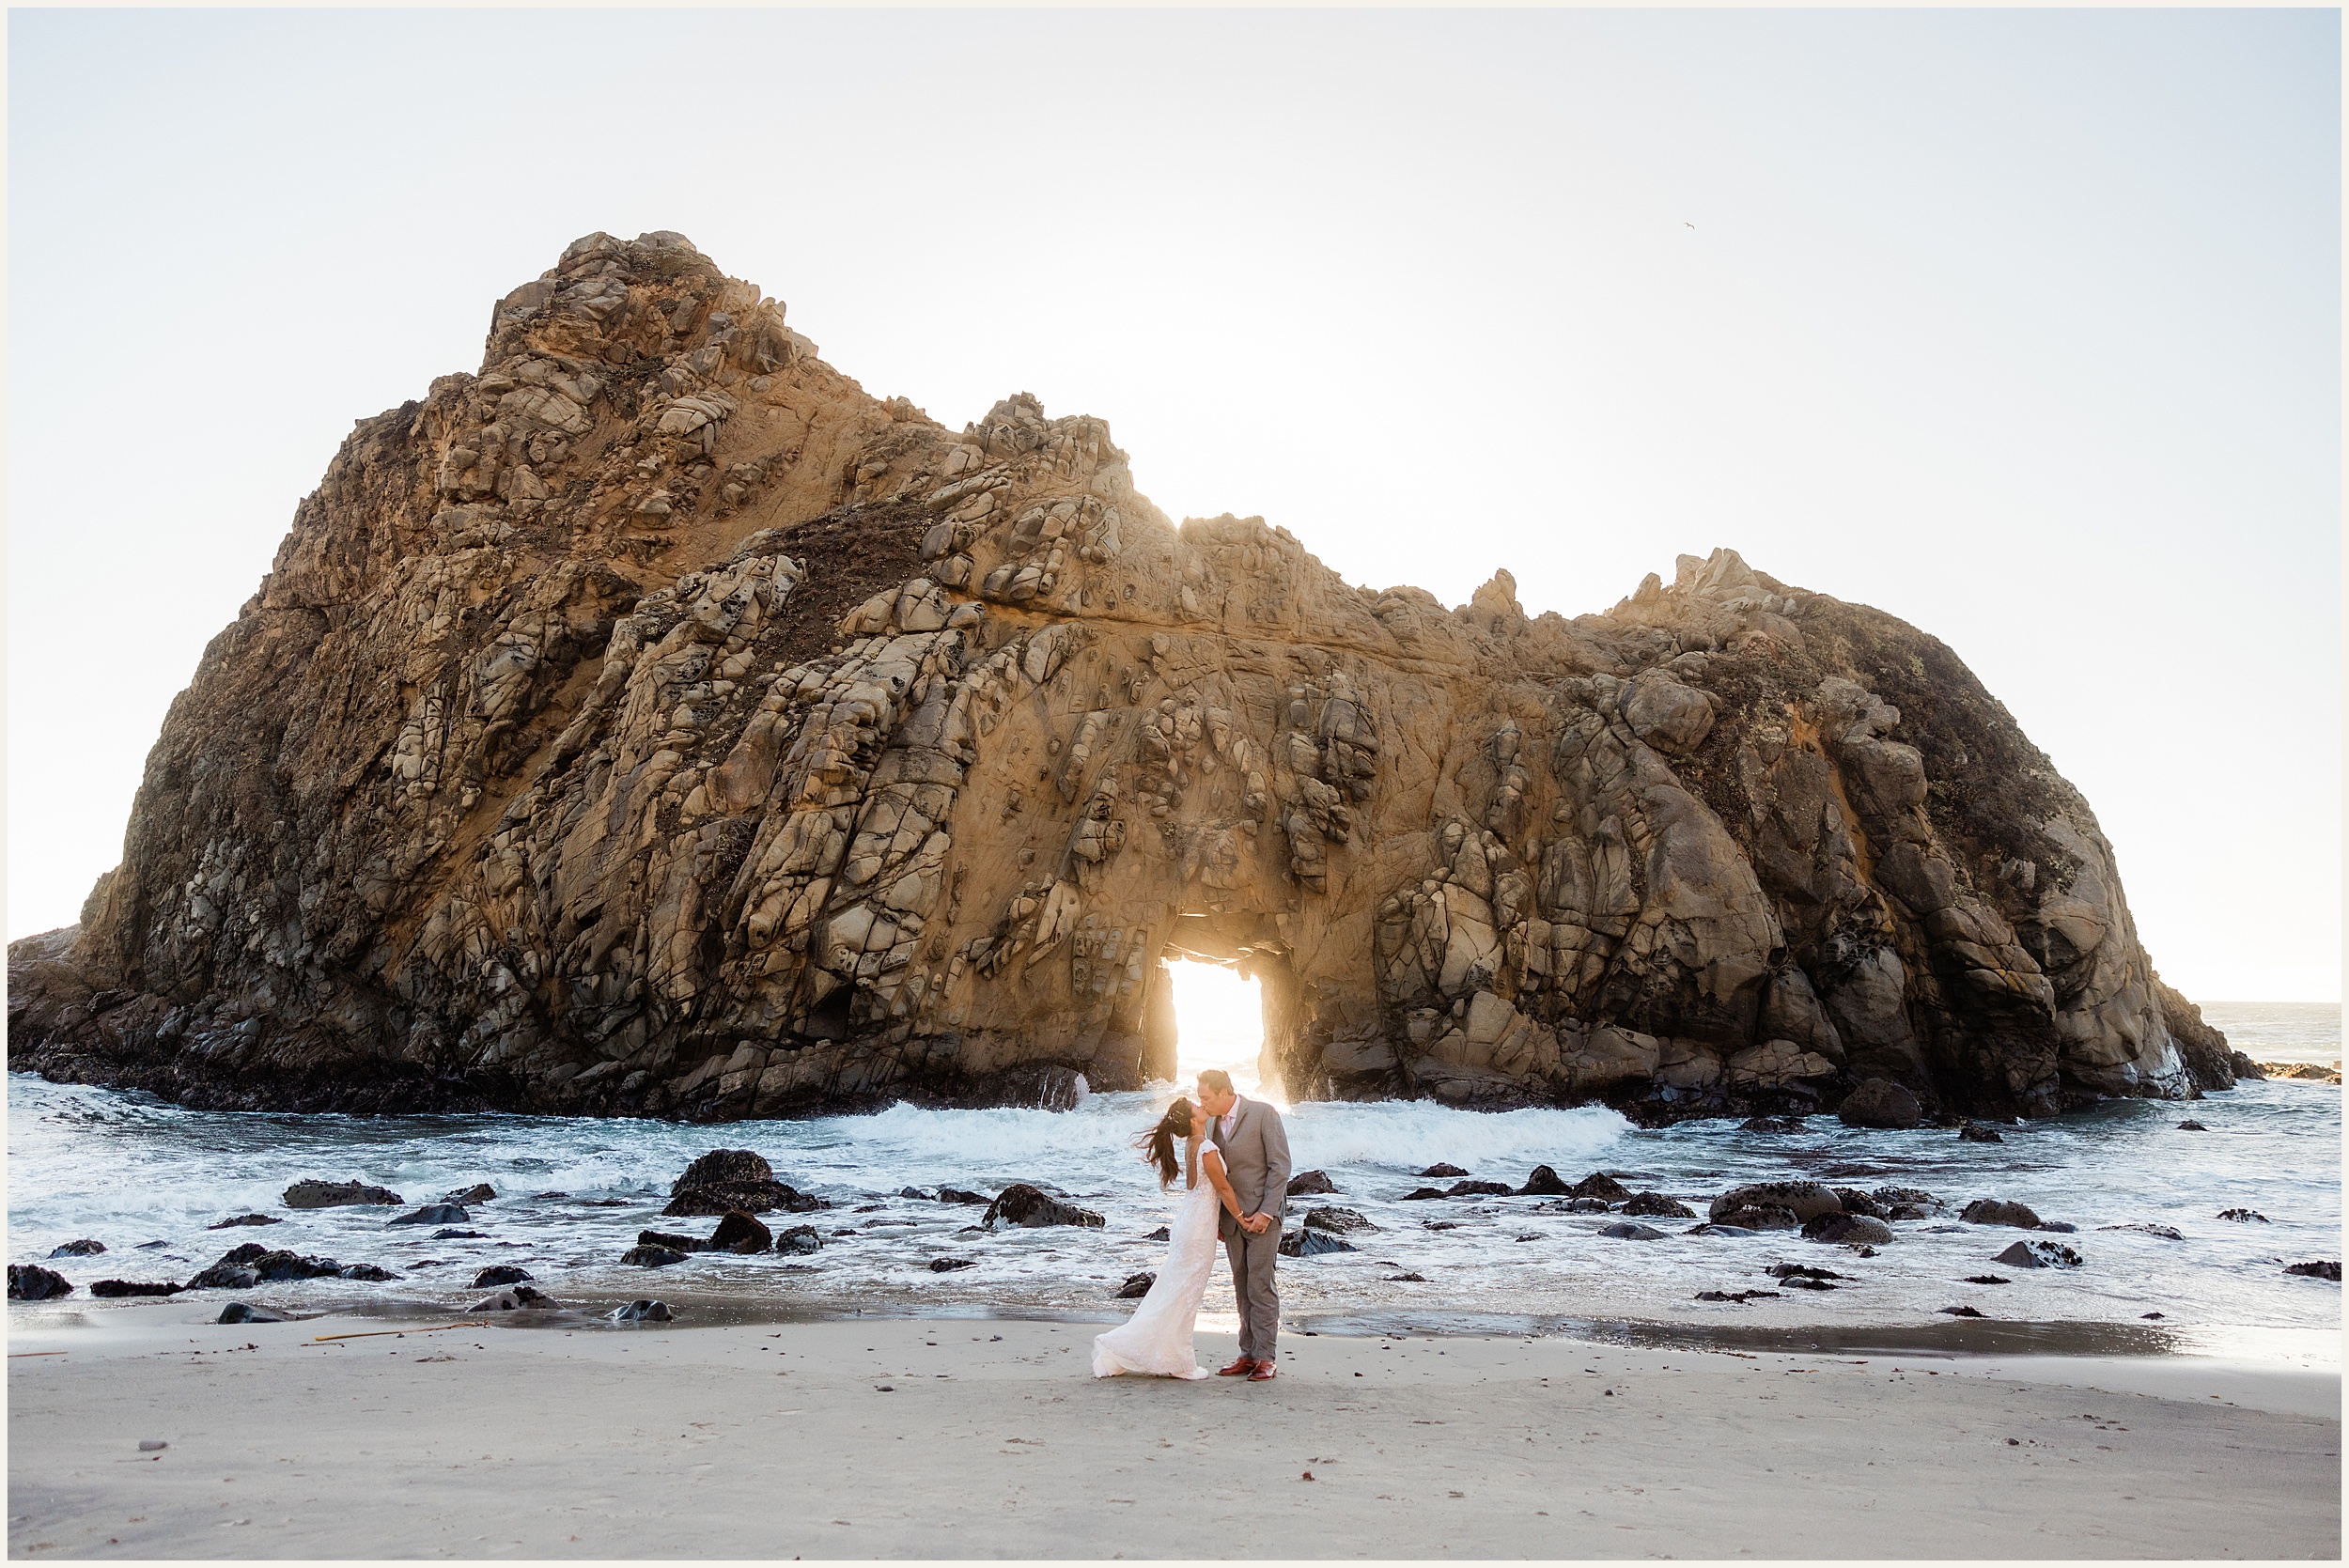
[1215,1357,1257,1376]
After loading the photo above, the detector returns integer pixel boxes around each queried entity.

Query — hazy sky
[8,8,2339,1001]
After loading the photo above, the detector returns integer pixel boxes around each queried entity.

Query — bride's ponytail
[1132,1098,1195,1187]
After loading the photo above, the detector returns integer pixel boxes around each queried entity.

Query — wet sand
[8,1306,2339,1559]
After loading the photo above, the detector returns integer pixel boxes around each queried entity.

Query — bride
[1091,1096,1240,1379]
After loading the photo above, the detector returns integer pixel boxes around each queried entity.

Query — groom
[1194,1069,1292,1382]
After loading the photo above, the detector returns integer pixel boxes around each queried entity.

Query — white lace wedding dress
[1091,1139,1220,1379]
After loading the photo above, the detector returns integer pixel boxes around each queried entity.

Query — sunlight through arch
[1167,959,1265,1096]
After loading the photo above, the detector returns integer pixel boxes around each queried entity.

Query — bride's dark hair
[1135,1098,1195,1188]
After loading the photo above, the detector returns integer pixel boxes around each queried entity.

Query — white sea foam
[8,1048,2340,1358]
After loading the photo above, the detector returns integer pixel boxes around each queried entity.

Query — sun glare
[1168,960,1264,1094]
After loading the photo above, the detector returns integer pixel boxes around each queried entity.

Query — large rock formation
[8,231,2232,1124]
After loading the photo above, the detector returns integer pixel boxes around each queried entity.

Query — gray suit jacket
[1212,1096,1293,1222]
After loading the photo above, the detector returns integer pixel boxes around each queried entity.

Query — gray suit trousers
[1220,1211,1282,1363]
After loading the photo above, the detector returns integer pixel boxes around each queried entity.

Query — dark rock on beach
[1570,1172,1634,1203]
[389,1203,469,1227]
[48,1239,105,1257]
[473,1265,534,1288]
[1767,1263,1848,1281]
[1385,1271,1427,1282]
[1623,1192,1696,1219]
[1713,1203,1800,1231]
[1739,1115,1805,1133]
[2217,1208,2270,1223]
[1803,1214,1893,1245]
[1958,1122,2005,1143]
[1303,1206,1378,1234]
[1713,1182,1841,1224]
[443,1184,497,1205]
[621,1245,688,1267]
[1873,1186,1945,1219]
[936,1188,989,1205]
[2034,1220,2077,1234]
[1115,1272,1155,1298]
[1281,1228,1358,1257]
[1536,1197,1613,1215]
[1837,1079,1922,1130]
[610,1299,673,1321]
[1144,1227,1170,1241]
[663,1149,818,1216]
[709,1210,773,1254]
[674,1149,774,1189]
[338,1264,398,1281]
[983,1185,1104,1229]
[10,1258,72,1296]
[2096,1223,2184,1240]
[283,1180,401,1209]
[1960,1199,2043,1230]
[637,1229,705,1251]
[1963,1275,2011,1284]
[2284,1261,2341,1281]
[1446,1179,1514,1198]
[1937,1305,1987,1317]
[664,1181,820,1218]
[474,1284,561,1310]
[186,1264,261,1290]
[1993,1238,2082,1269]
[899,1187,933,1201]
[2175,1120,2208,1131]
[1285,1171,1339,1197]
[208,1215,280,1230]
[775,1225,824,1255]
[1400,1188,1449,1201]
[188,1246,354,1286]
[217,1301,293,1324]
[90,1279,182,1296]
[431,1228,486,1240]
[1695,1288,1781,1303]
[1515,1165,1574,1196]
[1828,1188,1885,1219]
[1682,1222,1761,1236]
[1598,1221,1667,1240]
[1418,1163,1470,1178]
[928,1257,977,1272]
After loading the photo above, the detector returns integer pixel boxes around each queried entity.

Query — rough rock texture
[284,1181,401,1209]
[5,231,2231,1124]
[217,1301,293,1324]
[8,1264,73,1300]
[1835,1079,1922,1129]
[1994,1239,2083,1269]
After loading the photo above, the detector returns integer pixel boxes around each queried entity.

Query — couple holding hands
[1091,1069,1292,1383]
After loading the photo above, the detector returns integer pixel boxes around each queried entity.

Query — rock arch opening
[1166,960,1265,1093]
[1140,912,1304,1099]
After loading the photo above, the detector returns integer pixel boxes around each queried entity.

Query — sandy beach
[7,1305,2337,1560]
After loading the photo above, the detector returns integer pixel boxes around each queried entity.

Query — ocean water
[2199,1001,2341,1065]
[8,1003,2338,1359]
